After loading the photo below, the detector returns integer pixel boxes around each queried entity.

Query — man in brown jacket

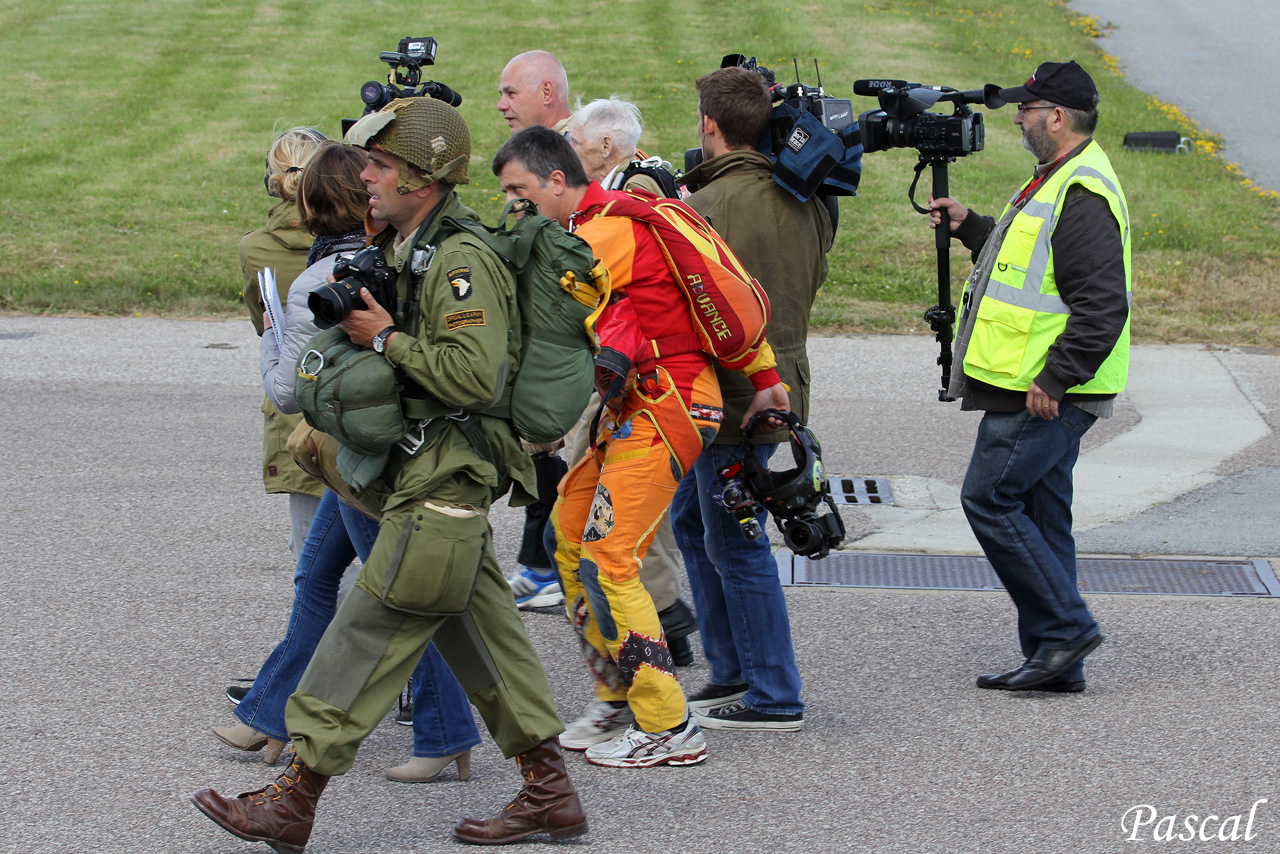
[672,66,832,732]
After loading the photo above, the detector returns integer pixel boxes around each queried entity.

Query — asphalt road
[2,318,1278,853]
[1068,0,1280,191]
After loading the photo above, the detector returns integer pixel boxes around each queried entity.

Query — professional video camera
[855,80,1004,157]
[711,409,845,559]
[853,78,1005,401]
[307,246,398,330]
[684,54,862,216]
[730,55,855,137]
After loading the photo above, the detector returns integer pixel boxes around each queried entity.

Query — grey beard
[1021,127,1057,163]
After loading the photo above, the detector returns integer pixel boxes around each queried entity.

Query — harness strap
[646,333,704,361]
[402,387,513,422]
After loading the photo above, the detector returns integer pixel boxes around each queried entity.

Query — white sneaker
[559,699,635,750]
[584,720,709,768]
[507,567,564,609]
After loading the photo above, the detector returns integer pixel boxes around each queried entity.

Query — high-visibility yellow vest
[961,141,1132,394]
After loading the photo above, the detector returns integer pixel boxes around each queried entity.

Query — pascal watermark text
[1121,799,1268,842]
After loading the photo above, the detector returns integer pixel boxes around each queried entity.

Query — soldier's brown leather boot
[191,752,330,854]
[453,738,588,844]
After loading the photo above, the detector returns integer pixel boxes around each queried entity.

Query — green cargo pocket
[966,298,1036,380]
[356,500,489,617]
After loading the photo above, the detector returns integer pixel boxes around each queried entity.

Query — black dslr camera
[855,79,1005,157]
[711,410,845,559]
[344,36,462,137]
[307,247,398,330]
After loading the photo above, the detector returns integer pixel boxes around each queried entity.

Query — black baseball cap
[998,60,1098,111]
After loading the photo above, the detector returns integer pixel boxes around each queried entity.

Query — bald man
[497,50,576,613]
[497,50,572,133]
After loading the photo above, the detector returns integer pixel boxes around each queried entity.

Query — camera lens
[361,81,389,108]
[784,521,818,555]
[308,279,362,330]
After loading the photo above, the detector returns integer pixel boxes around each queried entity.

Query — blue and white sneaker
[584,718,709,768]
[507,566,564,609]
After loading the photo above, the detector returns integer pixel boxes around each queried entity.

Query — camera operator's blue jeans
[235,489,480,757]
[960,405,1102,680]
[671,442,804,716]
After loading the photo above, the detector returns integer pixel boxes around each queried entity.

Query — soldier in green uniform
[192,98,588,850]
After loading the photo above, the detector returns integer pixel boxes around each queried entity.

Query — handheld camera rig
[854,80,1005,399]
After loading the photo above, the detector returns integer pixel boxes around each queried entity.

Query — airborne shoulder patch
[447,266,473,301]
[444,309,485,331]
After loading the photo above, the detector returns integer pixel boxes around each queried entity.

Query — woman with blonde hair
[238,126,329,569]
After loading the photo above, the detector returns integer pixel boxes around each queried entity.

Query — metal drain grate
[781,552,1280,597]
[828,476,895,505]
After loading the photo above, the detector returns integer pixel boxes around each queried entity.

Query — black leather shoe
[658,599,698,667]
[1003,634,1103,690]
[975,666,1023,689]
[976,666,1086,693]
[667,634,695,667]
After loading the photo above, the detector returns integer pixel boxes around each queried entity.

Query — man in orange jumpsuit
[493,126,789,767]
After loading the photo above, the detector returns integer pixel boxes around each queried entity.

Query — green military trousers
[284,480,565,777]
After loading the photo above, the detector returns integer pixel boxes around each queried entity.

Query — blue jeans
[961,405,1101,679]
[671,442,804,715]
[236,490,479,756]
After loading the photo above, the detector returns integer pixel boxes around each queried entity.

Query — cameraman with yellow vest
[929,61,1130,694]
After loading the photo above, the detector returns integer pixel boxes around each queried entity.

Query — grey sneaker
[585,719,709,768]
[685,682,747,713]
[559,699,634,750]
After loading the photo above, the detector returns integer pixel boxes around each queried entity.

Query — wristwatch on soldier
[371,326,396,354]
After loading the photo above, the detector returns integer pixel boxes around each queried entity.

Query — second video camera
[358,36,462,114]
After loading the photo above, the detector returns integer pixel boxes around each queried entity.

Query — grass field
[3,0,1278,344]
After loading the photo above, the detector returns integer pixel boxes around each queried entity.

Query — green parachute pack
[430,197,603,446]
[295,198,603,461]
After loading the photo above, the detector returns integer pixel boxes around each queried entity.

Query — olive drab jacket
[371,192,537,513]
[684,150,832,444]
[238,200,323,497]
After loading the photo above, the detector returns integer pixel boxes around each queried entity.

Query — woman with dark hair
[215,141,480,783]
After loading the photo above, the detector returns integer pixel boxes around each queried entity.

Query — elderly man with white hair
[568,96,665,195]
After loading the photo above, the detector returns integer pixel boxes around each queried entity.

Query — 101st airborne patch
[448,266,473,301]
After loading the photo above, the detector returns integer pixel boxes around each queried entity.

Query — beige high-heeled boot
[212,722,288,765]
[385,748,473,783]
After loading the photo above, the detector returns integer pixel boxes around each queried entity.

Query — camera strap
[908,161,934,215]
[398,202,446,335]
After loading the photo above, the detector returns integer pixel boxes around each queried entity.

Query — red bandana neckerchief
[1013,151,1071,208]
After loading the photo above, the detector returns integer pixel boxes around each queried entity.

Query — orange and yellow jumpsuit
[551,183,781,734]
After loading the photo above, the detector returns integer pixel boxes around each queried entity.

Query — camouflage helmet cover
[343,97,471,191]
